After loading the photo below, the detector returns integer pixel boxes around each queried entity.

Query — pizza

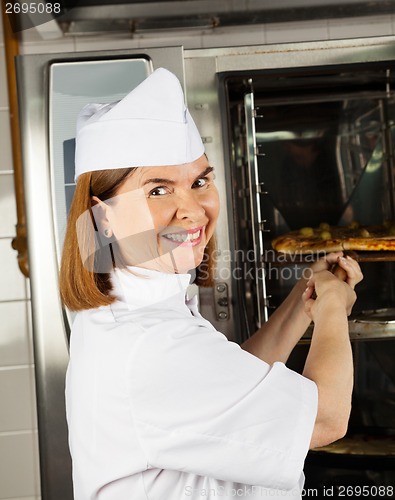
[272,222,395,254]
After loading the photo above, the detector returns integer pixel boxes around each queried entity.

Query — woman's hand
[303,263,360,320]
[332,254,364,290]
[308,251,344,274]
[307,252,363,290]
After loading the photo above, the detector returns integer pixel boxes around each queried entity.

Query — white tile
[265,19,329,44]
[134,28,204,49]
[0,301,32,366]
[0,174,17,236]
[0,432,40,498]
[1,497,39,500]
[19,36,74,55]
[0,238,26,301]
[20,23,62,44]
[137,32,203,50]
[30,19,64,41]
[20,27,43,44]
[0,44,9,109]
[0,497,39,500]
[26,277,31,300]
[201,28,264,48]
[0,175,16,228]
[328,15,393,40]
[0,367,37,432]
[74,34,139,52]
[0,110,12,172]
[26,298,33,342]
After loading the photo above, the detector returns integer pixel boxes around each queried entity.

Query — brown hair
[59,168,216,311]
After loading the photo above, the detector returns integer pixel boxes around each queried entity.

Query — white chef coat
[65,266,318,500]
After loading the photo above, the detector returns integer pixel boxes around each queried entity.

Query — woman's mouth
[162,227,204,247]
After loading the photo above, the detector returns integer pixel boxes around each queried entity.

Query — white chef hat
[74,68,205,181]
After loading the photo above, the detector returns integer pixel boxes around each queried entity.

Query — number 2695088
[5,2,61,14]
[338,485,394,497]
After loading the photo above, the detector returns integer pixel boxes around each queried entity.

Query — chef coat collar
[110,266,193,311]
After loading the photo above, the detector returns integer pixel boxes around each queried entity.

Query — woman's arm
[302,270,355,448]
[241,254,362,364]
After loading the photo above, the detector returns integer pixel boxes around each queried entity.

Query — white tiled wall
[0,11,40,500]
[1,9,395,500]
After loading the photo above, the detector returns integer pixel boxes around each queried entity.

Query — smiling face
[92,154,220,274]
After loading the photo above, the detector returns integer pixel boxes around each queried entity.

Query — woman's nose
[175,191,206,221]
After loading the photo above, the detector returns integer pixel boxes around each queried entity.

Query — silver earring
[104,229,111,237]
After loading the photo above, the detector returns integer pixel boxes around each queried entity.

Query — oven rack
[300,319,395,341]
[261,251,395,265]
[313,434,395,457]
[260,250,395,339]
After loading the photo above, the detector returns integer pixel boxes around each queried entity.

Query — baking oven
[17,36,395,498]
[218,57,395,495]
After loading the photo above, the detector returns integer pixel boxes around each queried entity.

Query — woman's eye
[192,177,208,188]
[149,186,168,197]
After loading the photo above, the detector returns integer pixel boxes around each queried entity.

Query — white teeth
[164,230,201,243]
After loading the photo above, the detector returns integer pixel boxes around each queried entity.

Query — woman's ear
[91,196,113,238]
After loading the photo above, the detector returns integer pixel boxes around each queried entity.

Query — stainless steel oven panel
[186,36,395,72]
[184,55,242,340]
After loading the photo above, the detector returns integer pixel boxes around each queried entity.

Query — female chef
[60,68,363,500]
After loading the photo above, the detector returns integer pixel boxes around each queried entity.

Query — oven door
[221,57,395,491]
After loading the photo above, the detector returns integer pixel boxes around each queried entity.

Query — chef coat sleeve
[127,319,318,491]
